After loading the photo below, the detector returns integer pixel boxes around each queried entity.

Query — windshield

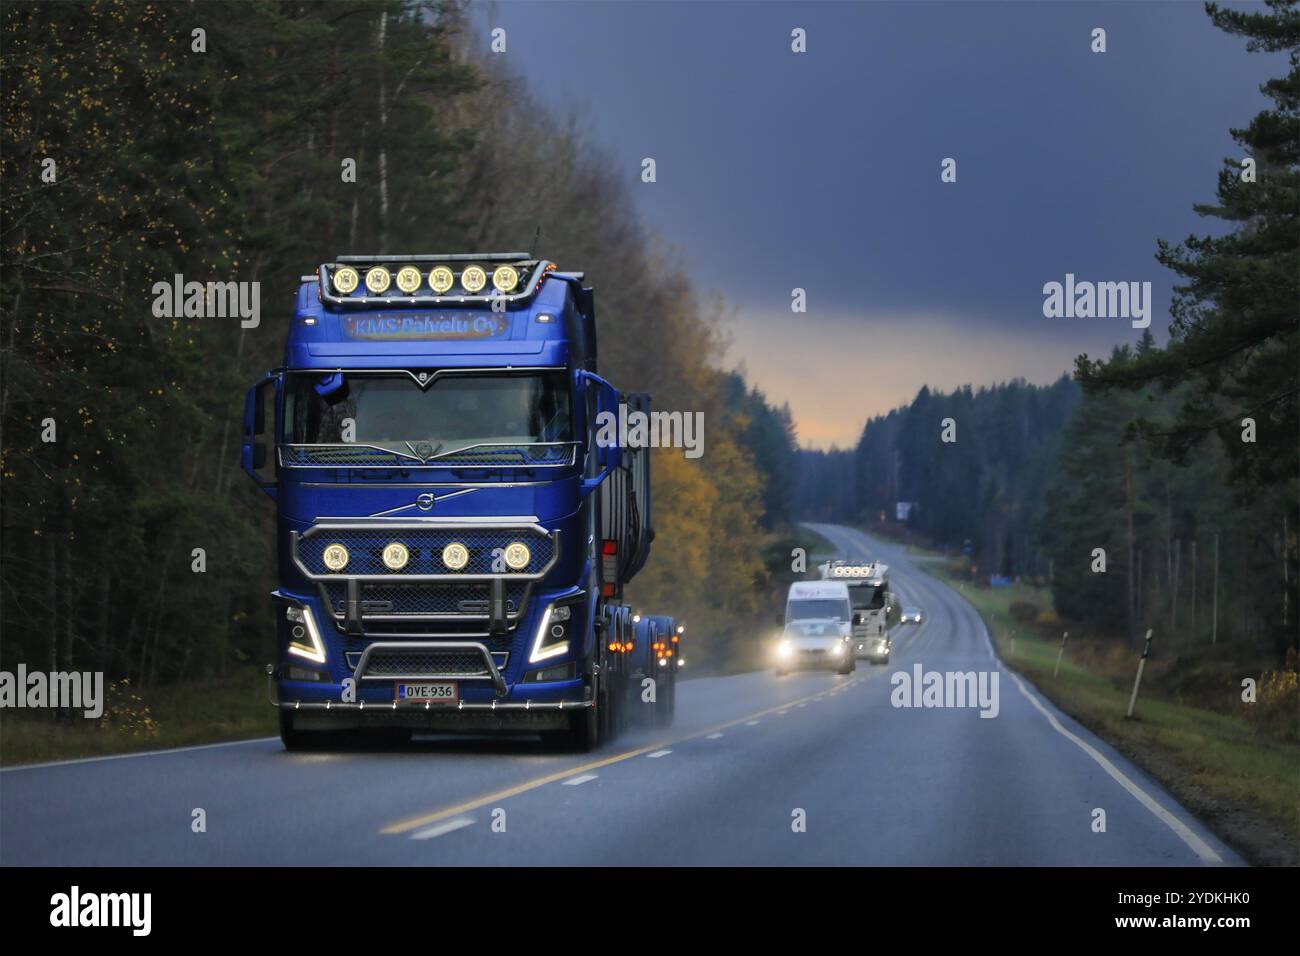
[284,371,572,457]
[849,583,886,610]
[786,599,850,623]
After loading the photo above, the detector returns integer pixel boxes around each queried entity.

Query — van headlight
[778,641,793,659]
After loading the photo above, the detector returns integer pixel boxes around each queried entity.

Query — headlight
[394,265,422,293]
[382,542,410,571]
[286,604,326,664]
[503,541,531,571]
[322,543,349,572]
[778,641,793,658]
[460,265,487,293]
[429,265,455,293]
[332,266,359,295]
[830,642,844,655]
[364,266,392,294]
[530,600,579,663]
[442,542,469,571]
[491,265,519,293]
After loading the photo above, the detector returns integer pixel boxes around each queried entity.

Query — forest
[0,0,801,686]
[797,4,1297,663]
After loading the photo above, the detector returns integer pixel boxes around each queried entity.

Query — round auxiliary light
[332,267,360,295]
[429,265,455,294]
[503,541,531,571]
[381,542,410,571]
[491,265,519,294]
[460,265,487,293]
[395,266,422,294]
[322,543,350,572]
[364,266,392,294]
[442,542,470,571]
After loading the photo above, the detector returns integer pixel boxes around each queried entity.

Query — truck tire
[568,703,600,752]
[654,678,674,728]
[278,710,352,751]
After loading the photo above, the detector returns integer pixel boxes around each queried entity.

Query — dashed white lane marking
[410,815,476,841]
[797,703,807,708]
[706,733,724,739]
[777,709,789,716]
[745,720,760,726]
[647,750,672,759]
[562,774,598,786]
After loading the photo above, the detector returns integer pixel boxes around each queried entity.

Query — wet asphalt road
[0,525,1240,865]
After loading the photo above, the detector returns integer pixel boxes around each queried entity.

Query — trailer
[242,253,660,750]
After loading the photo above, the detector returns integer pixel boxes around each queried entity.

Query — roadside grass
[0,668,277,767]
[929,561,1299,866]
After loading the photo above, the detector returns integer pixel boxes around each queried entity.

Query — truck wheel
[568,703,600,752]
[654,678,676,728]
[278,710,351,751]
[598,676,615,743]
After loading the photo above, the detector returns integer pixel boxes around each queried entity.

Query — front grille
[361,647,491,679]
[281,443,575,468]
[321,581,528,618]
[297,526,555,577]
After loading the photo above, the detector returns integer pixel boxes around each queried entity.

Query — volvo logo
[416,493,436,511]
[414,441,434,460]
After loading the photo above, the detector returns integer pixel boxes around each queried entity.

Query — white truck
[819,560,892,663]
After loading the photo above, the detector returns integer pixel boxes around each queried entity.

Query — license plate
[395,682,457,704]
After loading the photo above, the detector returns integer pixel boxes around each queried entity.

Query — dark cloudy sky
[475,1,1285,447]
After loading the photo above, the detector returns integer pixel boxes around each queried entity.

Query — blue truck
[242,253,666,751]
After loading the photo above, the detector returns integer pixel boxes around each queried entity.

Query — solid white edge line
[965,577,1225,865]
[0,736,280,773]
[852,523,1225,866]
[410,815,476,840]
[1004,667,1223,865]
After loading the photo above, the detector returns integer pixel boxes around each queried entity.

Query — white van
[776,581,855,675]
[785,580,853,627]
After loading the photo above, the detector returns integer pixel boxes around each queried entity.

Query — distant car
[900,607,924,625]
[775,618,855,676]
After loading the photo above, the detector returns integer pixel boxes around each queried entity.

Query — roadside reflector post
[1126,629,1154,719]
[1053,630,1069,678]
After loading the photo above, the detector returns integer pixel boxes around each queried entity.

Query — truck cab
[820,561,892,663]
[242,254,654,751]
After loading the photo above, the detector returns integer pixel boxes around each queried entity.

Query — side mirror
[242,374,278,500]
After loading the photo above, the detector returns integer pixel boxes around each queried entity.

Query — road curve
[0,525,1241,865]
